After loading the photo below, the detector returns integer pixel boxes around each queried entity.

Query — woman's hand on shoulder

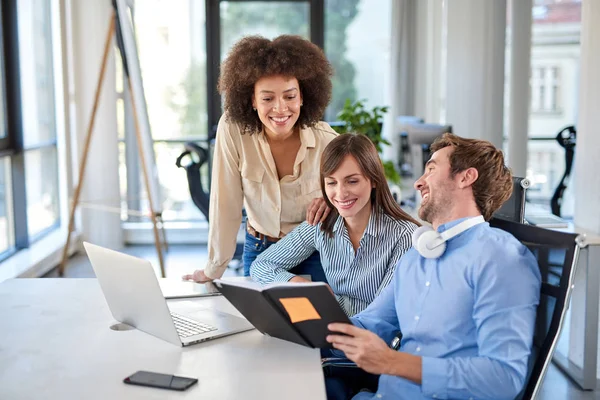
[306,197,331,225]
[182,269,213,283]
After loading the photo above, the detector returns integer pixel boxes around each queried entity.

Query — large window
[527,0,580,216]
[0,158,13,254]
[126,0,208,222]
[24,148,59,237]
[220,1,310,57]
[324,0,392,120]
[0,4,8,148]
[17,0,60,239]
[0,45,9,253]
[122,0,393,229]
[0,0,60,261]
[0,55,6,142]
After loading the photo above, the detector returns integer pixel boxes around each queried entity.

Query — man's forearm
[385,350,423,385]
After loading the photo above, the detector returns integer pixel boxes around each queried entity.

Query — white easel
[60,11,166,277]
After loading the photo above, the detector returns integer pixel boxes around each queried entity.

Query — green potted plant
[333,99,401,184]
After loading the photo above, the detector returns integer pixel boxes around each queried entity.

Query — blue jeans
[242,231,328,283]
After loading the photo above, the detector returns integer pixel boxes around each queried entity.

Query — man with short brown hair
[326,133,541,400]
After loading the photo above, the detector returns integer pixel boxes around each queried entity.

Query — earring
[300,102,303,106]
[253,107,256,111]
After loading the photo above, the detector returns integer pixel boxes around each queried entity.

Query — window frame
[205,0,325,139]
[0,0,61,261]
[1,0,28,258]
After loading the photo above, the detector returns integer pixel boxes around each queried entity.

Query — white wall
[70,0,122,248]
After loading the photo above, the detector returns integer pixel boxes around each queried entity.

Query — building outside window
[526,0,580,216]
[531,65,561,113]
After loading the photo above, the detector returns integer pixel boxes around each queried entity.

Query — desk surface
[0,279,326,400]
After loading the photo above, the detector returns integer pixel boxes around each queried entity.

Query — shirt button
[376,395,382,399]
[425,281,430,287]
[416,346,421,352]
[432,395,437,399]
[414,315,420,321]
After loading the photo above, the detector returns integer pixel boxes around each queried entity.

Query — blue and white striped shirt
[250,211,417,316]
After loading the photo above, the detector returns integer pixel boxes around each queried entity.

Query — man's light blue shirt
[351,218,541,400]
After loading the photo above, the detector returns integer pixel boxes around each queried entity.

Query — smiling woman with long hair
[250,134,420,316]
[182,35,338,284]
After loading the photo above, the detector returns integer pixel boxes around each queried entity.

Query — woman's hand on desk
[182,269,213,283]
[306,197,331,225]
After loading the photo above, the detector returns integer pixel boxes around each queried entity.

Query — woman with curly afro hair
[183,35,338,284]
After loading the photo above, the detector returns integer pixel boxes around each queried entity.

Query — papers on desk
[160,280,221,299]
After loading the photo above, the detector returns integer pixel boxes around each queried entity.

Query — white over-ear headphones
[412,215,485,259]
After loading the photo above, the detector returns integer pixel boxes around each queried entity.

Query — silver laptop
[83,242,254,347]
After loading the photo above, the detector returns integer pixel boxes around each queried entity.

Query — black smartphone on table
[124,370,198,391]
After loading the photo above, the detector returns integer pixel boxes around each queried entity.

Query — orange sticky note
[279,297,322,323]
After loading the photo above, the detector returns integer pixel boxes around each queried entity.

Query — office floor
[46,244,600,399]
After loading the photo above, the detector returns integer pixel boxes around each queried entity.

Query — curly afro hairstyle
[218,35,333,135]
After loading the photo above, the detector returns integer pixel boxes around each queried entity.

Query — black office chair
[175,143,211,219]
[493,176,530,224]
[490,218,582,399]
[321,218,583,400]
[176,142,244,271]
[551,125,576,217]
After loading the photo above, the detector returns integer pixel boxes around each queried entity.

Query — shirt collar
[332,208,380,237]
[257,125,314,147]
[437,216,483,233]
[332,215,345,233]
[299,125,316,148]
[363,209,380,237]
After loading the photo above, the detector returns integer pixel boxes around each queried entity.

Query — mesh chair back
[493,177,530,224]
[175,143,210,220]
[490,218,582,400]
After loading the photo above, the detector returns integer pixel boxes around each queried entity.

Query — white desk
[0,279,326,399]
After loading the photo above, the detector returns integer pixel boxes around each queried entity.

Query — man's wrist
[385,351,423,384]
[383,349,403,376]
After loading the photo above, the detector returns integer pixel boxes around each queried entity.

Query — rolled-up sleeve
[204,117,244,279]
[250,222,318,283]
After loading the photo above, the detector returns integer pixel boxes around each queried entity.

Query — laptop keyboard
[171,312,217,338]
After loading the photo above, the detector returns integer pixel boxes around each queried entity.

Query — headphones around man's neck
[412,216,485,259]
